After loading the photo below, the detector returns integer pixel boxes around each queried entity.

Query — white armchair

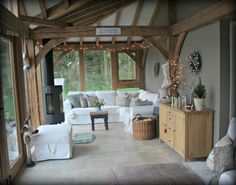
[32,122,73,161]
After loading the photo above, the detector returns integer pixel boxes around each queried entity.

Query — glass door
[0,36,23,181]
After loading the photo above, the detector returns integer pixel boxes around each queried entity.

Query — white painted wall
[179,22,222,143]
[145,0,233,144]
[145,47,166,93]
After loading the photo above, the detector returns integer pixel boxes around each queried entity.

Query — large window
[118,53,137,81]
[0,37,20,166]
[84,50,112,91]
[53,51,80,98]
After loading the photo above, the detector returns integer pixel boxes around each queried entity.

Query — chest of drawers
[159,103,214,161]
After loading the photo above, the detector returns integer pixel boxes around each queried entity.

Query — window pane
[0,37,20,166]
[84,51,112,91]
[118,53,136,80]
[53,51,80,99]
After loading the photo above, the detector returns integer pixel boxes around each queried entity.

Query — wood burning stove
[43,86,64,124]
[42,39,64,124]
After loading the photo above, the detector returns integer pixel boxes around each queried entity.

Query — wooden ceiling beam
[112,11,121,45]
[71,0,130,25]
[149,0,161,25]
[47,0,93,20]
[63,0,70,9]
[81,0,135,26]
[18,0,27,16]
[96,22,101,46]
[127,0,144,44]
[73,5,125,26]
[0,4,29,36]
[20,15,66,28]
[39,0,47,18]
[144,36,169,60]
[59,0,111,22]
[122,50,142,68]
[174,31,187,60]
[36,38,66,65]
[80,37,83,46]
[167,0,176,59]
[54,43,147,51]
[31,26,169,39]
[171,0,236,35]
[54,50,71,64]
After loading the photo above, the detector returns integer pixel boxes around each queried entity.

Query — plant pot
[96,106,102,112]
[194,98,205,111]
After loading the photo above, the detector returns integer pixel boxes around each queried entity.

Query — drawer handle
[164,129,167,133]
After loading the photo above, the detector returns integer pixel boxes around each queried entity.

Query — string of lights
[35,41,152,52]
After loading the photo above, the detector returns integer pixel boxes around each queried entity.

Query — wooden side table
[90,111,108,131]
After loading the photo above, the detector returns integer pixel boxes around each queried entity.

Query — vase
[96,107,102,112]
[194,98,205,111]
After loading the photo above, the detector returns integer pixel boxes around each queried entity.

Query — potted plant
[93,98,105,111]
[193,77,206,111]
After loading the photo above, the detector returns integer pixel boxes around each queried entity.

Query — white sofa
[63,90,159,133]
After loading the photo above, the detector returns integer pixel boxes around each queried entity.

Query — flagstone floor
[16,123,182,185]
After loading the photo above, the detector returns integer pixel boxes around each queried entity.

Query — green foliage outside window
[84,50,112,91]
[53,51,80,99]
[118,53,136,80]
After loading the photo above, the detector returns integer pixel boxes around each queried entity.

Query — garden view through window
[54,50,112,98]
[84,50,112,91]
[54,51,80,98]
[54,50,138,99]
[0,37,20,166]
[118,53,136,81]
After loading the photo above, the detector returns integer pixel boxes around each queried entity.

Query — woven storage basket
[133,117,156,140]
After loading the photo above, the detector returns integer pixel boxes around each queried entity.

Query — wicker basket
[133,117,156,140]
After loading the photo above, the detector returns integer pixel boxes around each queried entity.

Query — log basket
[132,114,156,140]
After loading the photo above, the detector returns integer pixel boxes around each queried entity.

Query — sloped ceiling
[19,0,162,44]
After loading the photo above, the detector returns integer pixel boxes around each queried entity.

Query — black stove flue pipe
[42,39,54,86]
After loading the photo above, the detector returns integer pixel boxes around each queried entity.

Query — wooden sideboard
[159,103,214,161]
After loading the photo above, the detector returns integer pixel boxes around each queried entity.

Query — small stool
[90,111,108,131]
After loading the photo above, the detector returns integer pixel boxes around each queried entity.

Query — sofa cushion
[130,97,139,107]
[146,92,159,105]
[79,95,88,108]
[227,117,236,148]
[126,92,139,98]
[86,94,99,107]
[139,89,149,101]
[227,117,236,167]
[134,99,153,106]
[68,94,82,108]
[95,91,117,105]
[117,91,139,98]
[116,96,130,107]
[138,90,159,105]
[206,135,234,173]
